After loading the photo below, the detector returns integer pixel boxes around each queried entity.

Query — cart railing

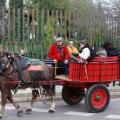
[69,56,120,82]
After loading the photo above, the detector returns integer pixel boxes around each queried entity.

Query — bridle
[0,53,16,79]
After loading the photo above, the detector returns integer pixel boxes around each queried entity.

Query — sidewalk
[108,81,120,98]
[10,82,120,102]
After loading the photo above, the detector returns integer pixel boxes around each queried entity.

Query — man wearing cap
[79,39,90,63]
[47,37,70,76]
[67,41,78,56]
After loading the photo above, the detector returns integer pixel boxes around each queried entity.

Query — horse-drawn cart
[44,56,119,113]
[0,53,120,117]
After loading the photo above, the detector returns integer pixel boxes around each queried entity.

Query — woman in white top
[79,40,90,63]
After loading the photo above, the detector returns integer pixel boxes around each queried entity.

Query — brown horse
[0,52,55,118]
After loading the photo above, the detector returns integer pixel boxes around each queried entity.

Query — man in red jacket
[47,37,70,76]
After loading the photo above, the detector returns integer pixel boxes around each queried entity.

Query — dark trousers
[45,58,69,75]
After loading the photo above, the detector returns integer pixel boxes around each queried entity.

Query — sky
[5,0,9,10]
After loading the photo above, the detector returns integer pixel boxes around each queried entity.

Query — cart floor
[55,75,72,81]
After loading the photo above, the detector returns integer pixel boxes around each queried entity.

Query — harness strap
[14,57,32,84]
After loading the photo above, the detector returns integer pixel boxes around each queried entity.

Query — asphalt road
[2,98,120,120]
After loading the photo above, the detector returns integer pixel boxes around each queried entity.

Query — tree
[0,0,5,40]
[9,0,23,41]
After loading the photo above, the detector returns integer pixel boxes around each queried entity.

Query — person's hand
[64,59,68,64]
[53,59,57,63]
[84,61,88,64]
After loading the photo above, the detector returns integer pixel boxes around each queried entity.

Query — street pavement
[11,81,120,102]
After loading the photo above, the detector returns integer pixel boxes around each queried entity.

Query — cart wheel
[85,84,110,113]
[62,86,85,105]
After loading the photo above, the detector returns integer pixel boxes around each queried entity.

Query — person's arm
[48,45,55,60]
[64,47,70,60]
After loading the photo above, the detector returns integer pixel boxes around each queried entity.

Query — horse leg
[44,86,55,113]
[7,90,23,117]
[0,88,9,118]
[0,96,7,118]
[26,89,38,114]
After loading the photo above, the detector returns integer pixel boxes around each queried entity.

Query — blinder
[0,57,10,72]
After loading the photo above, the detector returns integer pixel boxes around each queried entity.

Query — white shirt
[79,48,90,63]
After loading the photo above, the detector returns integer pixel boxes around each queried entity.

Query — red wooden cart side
[69,56,119,83]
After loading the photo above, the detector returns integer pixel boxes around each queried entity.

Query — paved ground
[5,81,120,102]
[107,81,120,98]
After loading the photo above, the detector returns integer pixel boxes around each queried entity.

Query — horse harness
[0,56,46,83]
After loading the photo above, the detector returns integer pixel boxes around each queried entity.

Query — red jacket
[48,44,70,62]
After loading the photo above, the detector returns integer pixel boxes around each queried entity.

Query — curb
[6,83,120,103]
[11,91,120,103]
[12,94,120,103]
[9,96,62,103]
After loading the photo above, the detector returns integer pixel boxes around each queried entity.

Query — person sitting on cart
[20,49,25,56]
[67,40,78,57]
[86,43,96,63]
[47,37,70,77]
[96,47,107,57]
[103,41,119,56]
[78,39,90,63]
[78,40,96,64]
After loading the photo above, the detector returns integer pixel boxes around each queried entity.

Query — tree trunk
[0,0,5,40]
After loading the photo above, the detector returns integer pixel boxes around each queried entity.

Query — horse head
[0,51,13,73]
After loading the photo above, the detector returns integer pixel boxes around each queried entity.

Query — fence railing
[0,9,119,59]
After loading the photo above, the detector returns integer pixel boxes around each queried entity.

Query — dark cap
[80,39,87,45]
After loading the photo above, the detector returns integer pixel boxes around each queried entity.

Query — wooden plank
[55,76,72,81]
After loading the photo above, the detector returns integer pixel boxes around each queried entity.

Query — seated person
[47,37,70,77]
[89,44,94,50]
[96,47,107,57]
[103,41,119,56]
[86,43,96,63]
[67,41,78,57]
[78,39,90,63]
[20,49,25,56]
[74,40,96,64]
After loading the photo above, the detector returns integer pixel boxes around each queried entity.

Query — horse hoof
[17,110,23,117]
[26,109,32,114]
[48,110,54,113]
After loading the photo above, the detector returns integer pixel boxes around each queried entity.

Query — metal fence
[0,9,120,59]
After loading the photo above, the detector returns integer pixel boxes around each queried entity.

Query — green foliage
[24,0,39,9]
[43,20,53,57]
[50,0,72,11]
[1,0,119,58]
[9,0,23,9]
[0,0,5,18]
[9,0,23,43]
